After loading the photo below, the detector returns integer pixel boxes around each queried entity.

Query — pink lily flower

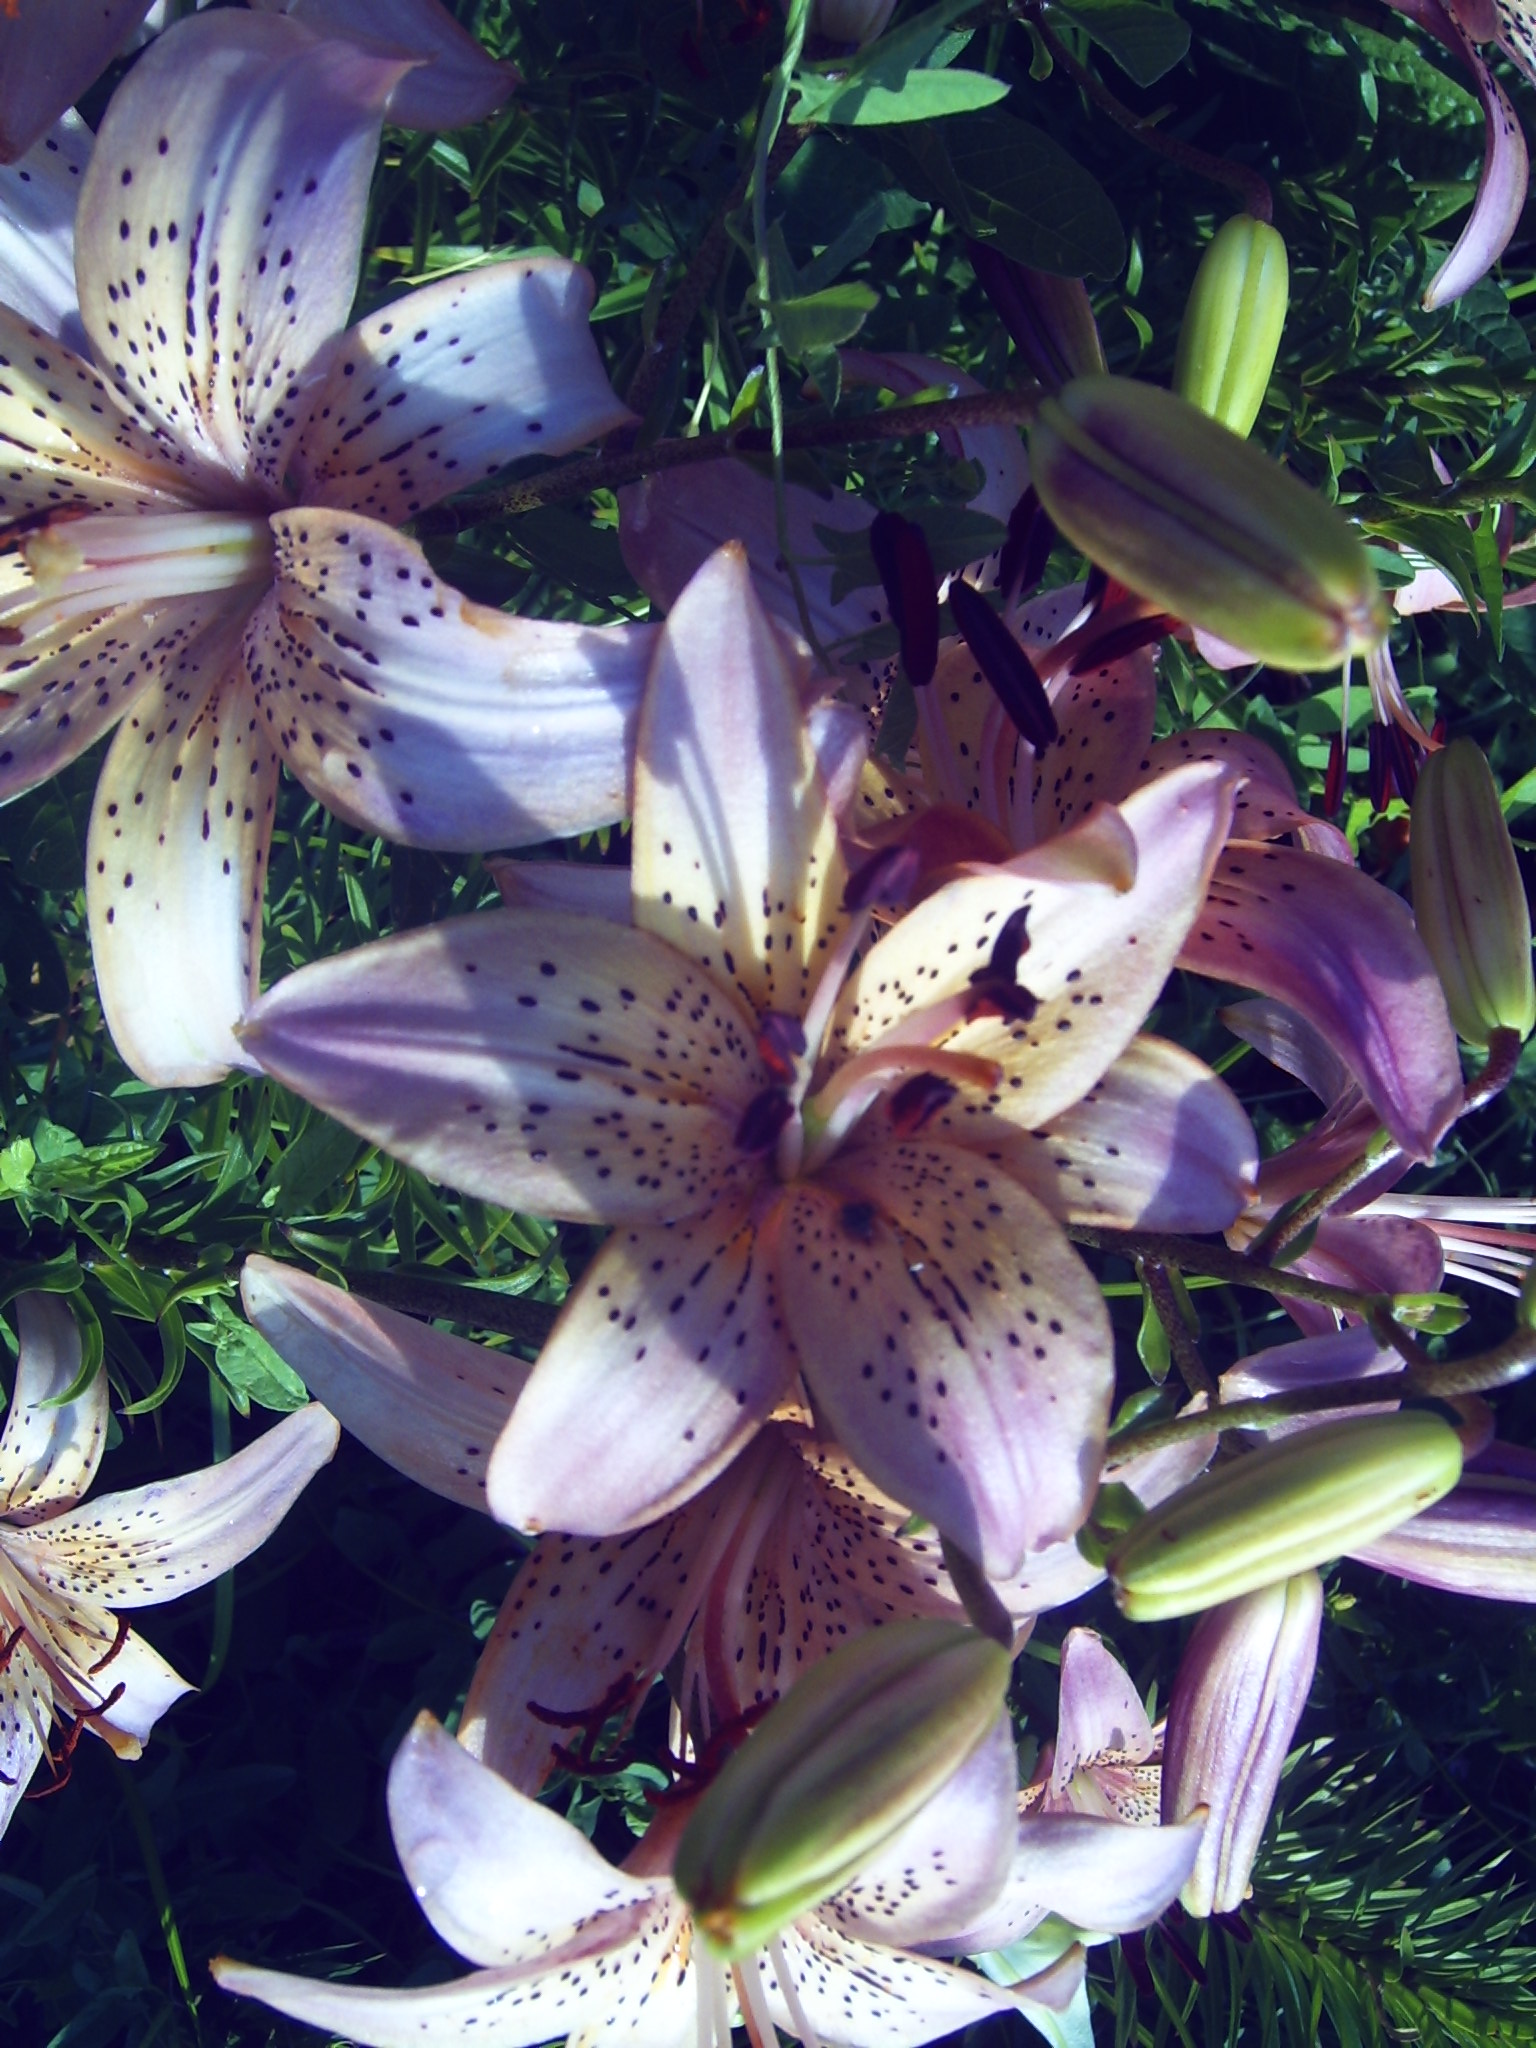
[213,1707,1083,2048]
[0,0,514,163]
[0,1291,338,1839]
[1021,1627,1162,1826]
[0,10,649,1088]
[240,542,1246,1577]
[239,1256,1217,1790]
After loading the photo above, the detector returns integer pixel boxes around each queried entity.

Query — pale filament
[3,510,273,637]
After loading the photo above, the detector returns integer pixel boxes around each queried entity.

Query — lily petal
[0,304,200,519]
[0,1640,51,1841]
[757,1918,1027,2047]
[239,1257,528,1512]
[633,543,848,1016]
[1051,1630,1156,1795]
[1219,996,1354,1106]
[387,1714,655,1967]
[248,511,653,848]
[239,909,762,1224]
[828,1712,1019,1945]
[780,1143,1113,1576]
[0,115,90,345]
[270,0,516,130]
[291,262,630,523]
[1134,729,1352,859]
[488,858,633,923]
[935,1035,1257,1233]
[486,1205,797,1537]
[5,1402,338,1607]
[0,1,150,165]
[91,1627,194,1755]
[1181,844,1465,1160]
[86,631,280,1086]
[76,11,404,492]
[1028,639,1157,838]
[1423,14,1529,308]
[0,1292,107,1520]
[937,1812,1205,1950]
[461,1490,734,1791]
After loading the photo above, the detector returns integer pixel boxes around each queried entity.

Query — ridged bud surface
[1161,1572,1323,1914]
[1173,215,1289,438]
[1029,375,1388,672]
[1411,739,1536,1046]
[1106,1412,1463,1620]
[673,1618,1010,1957]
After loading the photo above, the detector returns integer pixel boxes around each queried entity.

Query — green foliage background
[4,0,1536,2040]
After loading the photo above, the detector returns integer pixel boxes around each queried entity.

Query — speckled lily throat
[0,7,651,1091]
[240,542,1256,1581]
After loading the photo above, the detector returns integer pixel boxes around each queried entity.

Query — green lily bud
[1411,739,1536,1047]
[1028,374,1389,672]
[1106,1412,1464,1621]
[673,1618,1010,1958]
[1173,215,1289,439]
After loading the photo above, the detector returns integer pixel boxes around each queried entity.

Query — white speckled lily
[0,9,650,1088]
[0,1292,338,1840]
[240,542,1244,1578]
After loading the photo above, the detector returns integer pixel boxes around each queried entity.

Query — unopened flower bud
[1161,1572,1323,1915]
[1028,375,1389,673]
[1106,1412,1463,1621]
[1410,738,1536,1046]
[967,241,1106,391]
[1173,215,1289,439]
[673,1618,1010,1957]
[807,0,898,43]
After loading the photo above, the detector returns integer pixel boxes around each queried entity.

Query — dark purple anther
[843,841,923,914]
[948,579,1059,752]
[869,510,940,688]
[755,1011,807,1082]
[965,241,1106,391]
[888,1071,959,1135]
[735,1087,795,1155]
[997,489,1056,607]
[1367,723,1391,813]
[1385,720,1421,803]
[1323,729,1346,816]
[1067,612,1176,674]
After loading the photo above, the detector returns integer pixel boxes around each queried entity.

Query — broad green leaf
[811,67,1011,125]
[191,1300,309,1417]
[1057,0,1191,87]
[946,114,1124,277]
[769,281,879,355]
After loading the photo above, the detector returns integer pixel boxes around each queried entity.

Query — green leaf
[810,67,1011,125]
[0,1137,35,1195]
[193,1299,309,1417]
[768,281,879,355]
[1057,0,1191,87]
[945,114,1124,277]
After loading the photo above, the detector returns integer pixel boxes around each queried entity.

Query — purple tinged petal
[1051,1630,1156,1797]
[826,1714,1019,1946]
[778,1144,1113,1577]
[0,1292,106,1519]
[386,1714,656,1968]
[633,542,849,1016]
[239,908,763,1225]
[486,1206,796,1538]
[1422,14,1528,308]
[1221,1324,1402,1436]
[86,635,280,1087]
[487,857,632,922]
[0,114,90,346]
[1134,727,1352,857]
[239,1257,528,1512]
[265,0,516,130]
[291,262,630,524]
[1180,843,1464,1161]
[76,11,405,491]
[5,1404,339,1607]
[1349,1467,1536,1599]
[934,1812,1206,1951]
[1219,996,1354,1106]
[250,513,655,850]
[1160,1571,1323,1916]
[0,0,151,164]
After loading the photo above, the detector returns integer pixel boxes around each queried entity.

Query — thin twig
[1139,1257,1217,1403]
[345,1269,560,1347]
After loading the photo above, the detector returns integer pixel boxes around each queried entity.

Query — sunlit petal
[756,1917,1026,2047]
[91,1627,194,1755]
[292,263,631,524]
[248,511,653,848]
[0,1293,106,1520]
[239,909,763,1224]
[936,1811,1205,1950]
[1423,15,1528,307]
[76,11,404,491]
[86,628,280,1086]
[633,543,848,1016]
[387,1715,657,1967]
[487,1205,797,1536]
[239,1257,529,1512]
[6,1403,338,1607]
[1051,1630,1156,1794]
[1028,638,1157,838]
[779,1143,1113,1576]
